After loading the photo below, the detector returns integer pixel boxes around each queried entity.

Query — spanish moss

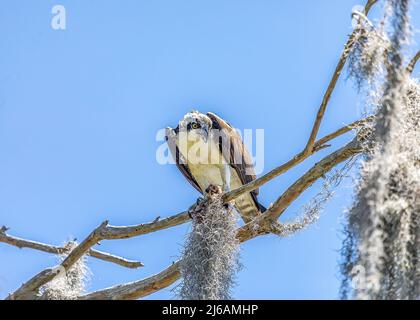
[341,0,419,300]
[176,185,240,300]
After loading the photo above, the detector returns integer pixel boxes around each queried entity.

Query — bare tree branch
[1,213,191,262]
[7,221,110,300]
[237,138,363,239]
[79,222,266,300]
[6,268,60,300]
[6,213,194,299]
[223,117,369,203]
[313,117,373,151]
[303,0,377,154]
[60,221,109,271]
[0,226,143,269]
[264,139,362,221]
[87,250,143,269]
[79,261,181,300]
[87,251,143,269]
[100,211,190,240]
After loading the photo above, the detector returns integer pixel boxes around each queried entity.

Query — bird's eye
[191,123,200,129]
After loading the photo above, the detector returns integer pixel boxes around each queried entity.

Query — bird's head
[178,110,212,142]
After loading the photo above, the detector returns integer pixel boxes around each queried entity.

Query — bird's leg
[189,185,225,222]
[221,164,231,193]
[221,164,235,210]
[188,196,206,220]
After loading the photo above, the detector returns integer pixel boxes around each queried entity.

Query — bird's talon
[223,202,235,211]
[196,197,205,205]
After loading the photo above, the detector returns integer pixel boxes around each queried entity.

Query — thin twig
[88,251,143,269]
[100,211,190,240]
[313,116,374,151]
[407,50,420,74]
[365,0,379,14]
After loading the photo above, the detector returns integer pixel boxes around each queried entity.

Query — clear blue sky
[0,1,419,299]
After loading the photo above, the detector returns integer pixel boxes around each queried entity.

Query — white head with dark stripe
[178,110,213,142]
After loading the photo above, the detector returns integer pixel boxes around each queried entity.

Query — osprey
[165,111,266,222]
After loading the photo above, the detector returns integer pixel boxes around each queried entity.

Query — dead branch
[303,0,377,154]
[6,221,110,300]
[78,138,363,300]
[87,251,143,269]
[223,117,370,203]
[100,211,190,240]
[79,261,181,300]
[6,268,61,300]
[0,226,143,269]
[265,139,362,221]
[313,117,373,151]
[236,138,363,238]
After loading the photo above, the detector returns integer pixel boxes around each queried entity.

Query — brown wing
[206,112,261,205]
[165,127,203,194]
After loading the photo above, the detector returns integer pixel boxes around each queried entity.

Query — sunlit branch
[0,226,143,269]
[223,117,370,203]
[303,0,377,154]
[7,221,110,300]
[78,138,363,300]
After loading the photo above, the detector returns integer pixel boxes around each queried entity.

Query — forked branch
[7,221,110,300]
[223,116,372,203]
[303,0,377,154]
[0,226,143,269]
